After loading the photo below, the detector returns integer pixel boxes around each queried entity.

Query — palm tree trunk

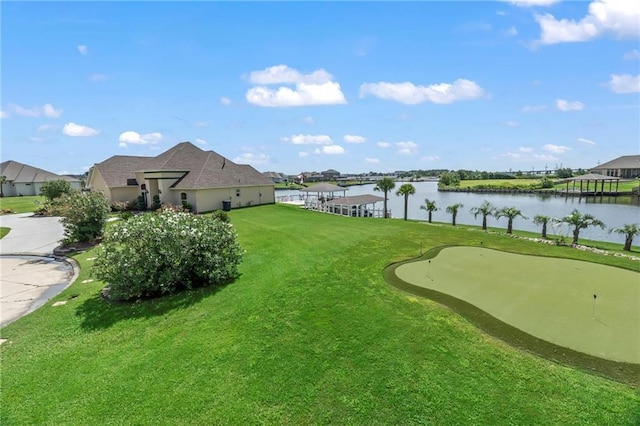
[383,190,388,219]
[428,212,432,223]
[482,216,487,230]
[541,223,547,239]
[572,228,580,245]
[624,235,632,251]
[452,213,457,226]
[507,219,513,234]
[403,195,408,220]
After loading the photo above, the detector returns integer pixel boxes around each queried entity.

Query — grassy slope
[0,227,9,239]
[1,204,639,424]
[0,195,45,213]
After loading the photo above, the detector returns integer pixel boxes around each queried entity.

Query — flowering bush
[93,208,243,301]
[58,191,111,243]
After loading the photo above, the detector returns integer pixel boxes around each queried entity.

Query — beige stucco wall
[191,185,275,213]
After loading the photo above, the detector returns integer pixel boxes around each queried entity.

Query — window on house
[236,189,241,197]
[181,192,187,201]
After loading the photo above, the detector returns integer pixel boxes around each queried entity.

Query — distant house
[86,142,275,212]
[590,155,640,178]
[0,160,82,197]
[263,171,287,183]
[322,169,341,180]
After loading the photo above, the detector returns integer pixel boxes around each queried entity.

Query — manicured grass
[1,205,639,424]
[395,247,639,363]
[458,178,541,188]
[553,180,639,193]
[0,195,45,213]
[0,227,9,239]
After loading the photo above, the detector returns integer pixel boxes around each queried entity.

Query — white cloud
[505,120,519,127]
[233,152,270,166]
[505,26,518,37]
[195,138,207,145]
[623,49,640,60]
[542,144,571,154]
[498,152,559,162]
[118,130,162,146]
[365,158,380,164]
[77,45,88,55]
[246,81,347,107]
[194,121,208,128]
[315,145,345,155]
[247,65,332,85]
[505,0,560,6]
[245,65,346,107]
[284,134,332,145]
[522,104,547,112]
[556,99,585,111]
[577,137,597,146]
[344,134,366,143]
[359,79,486,104]
[396,141,418,155]
[303,115,314,124]
[62,122,99,137]
[298,152,309,158]
[607,74,640,93]
[37,124,58,131]
[377,141,391,148]
[0,110,8,119]
[519,147,533,153]
[535,0,640,45]
[89,73,108,82]
[9,103,63,118]
[220,97,232,106]
[422,156,440,162]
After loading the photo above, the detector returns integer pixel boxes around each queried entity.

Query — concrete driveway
[0,213,77,327]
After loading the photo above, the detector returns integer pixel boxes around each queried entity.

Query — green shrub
[120,211,134,221]
[137,195,147,211]
[40,179,73,201]
[212,209,229,223]
[58,191,111,243]
[151,194,161,211]
[93,208,243,301]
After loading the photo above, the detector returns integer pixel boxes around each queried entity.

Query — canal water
[276,181,640,244]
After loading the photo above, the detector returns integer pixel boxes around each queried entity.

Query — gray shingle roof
[0,160,81,183]
[590,155,640,170]
[93,142,273,189]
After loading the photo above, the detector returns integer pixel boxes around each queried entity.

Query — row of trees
[374,178,639,251]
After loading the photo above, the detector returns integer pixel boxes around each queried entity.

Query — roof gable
[0,160,80,183]
[591,155,640,170]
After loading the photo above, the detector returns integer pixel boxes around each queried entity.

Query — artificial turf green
[1,204,639,424]
[394,247,639,363]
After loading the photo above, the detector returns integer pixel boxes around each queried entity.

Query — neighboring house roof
[0,160,81,183]
[263,171,285,179]
[590,155,640,170]
[92,142,273,190]
[569,173,620,181]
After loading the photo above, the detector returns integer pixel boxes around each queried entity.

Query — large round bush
[93,208,243,301]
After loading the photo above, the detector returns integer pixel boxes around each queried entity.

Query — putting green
[394,247,640,364]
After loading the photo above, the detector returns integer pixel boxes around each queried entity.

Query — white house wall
[193,186,275,213]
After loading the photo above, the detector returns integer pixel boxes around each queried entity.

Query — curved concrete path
[0,213,77,327]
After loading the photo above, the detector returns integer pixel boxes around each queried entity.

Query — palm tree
[533,214,551,239]
[469,201,494,231]
[395,183,416,221]
[420,198,438,223]
[609,223,640,251]
[374,177,396,218]
[0,175,6,198]
[495,206,528,234]
[558,209,605,245]
[446,203,464,226]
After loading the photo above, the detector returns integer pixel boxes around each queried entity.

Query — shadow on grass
[74,282,229,331]
[384,246,640,388]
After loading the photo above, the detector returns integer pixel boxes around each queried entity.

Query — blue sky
[1,1,638,176]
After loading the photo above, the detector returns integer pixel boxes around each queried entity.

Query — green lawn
[0,227,10,239]
[0,195,45,213]
[553,180,639,193]
[458,178,540,188]
[1,204,639,424]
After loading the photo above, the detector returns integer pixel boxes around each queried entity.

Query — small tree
[374,177,396,218]
[395,183,416,221]
[446,203,464,226]
[420,198,438,223]
[57,191,111,244]
[558,209,605,245]
[0,175,6,197]
[470,201,494,231]
[40,179,73,201]
[533,215,551,239]
[495,206,527,234]
[609,224,640,251]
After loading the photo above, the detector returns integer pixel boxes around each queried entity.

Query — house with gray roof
[86,142,275,212]
[0,160,82,197]
[590,155,640,178]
